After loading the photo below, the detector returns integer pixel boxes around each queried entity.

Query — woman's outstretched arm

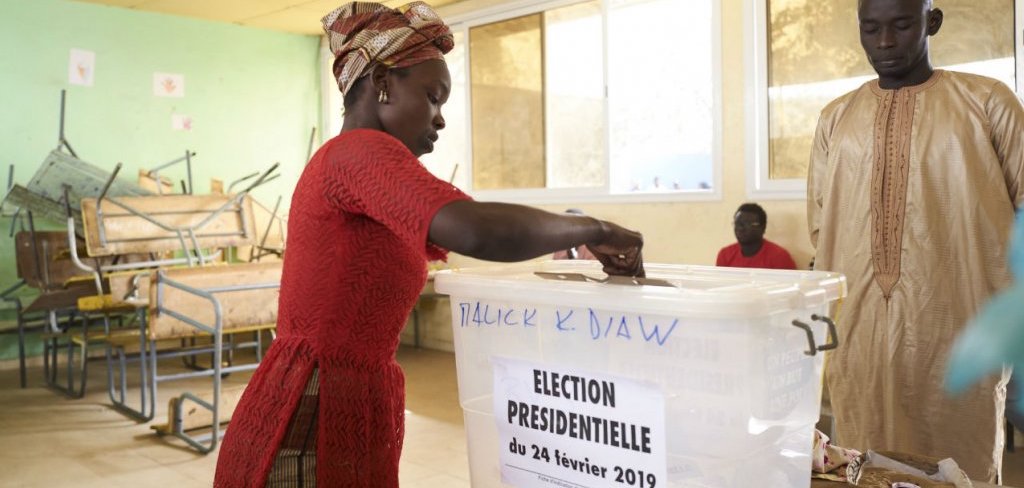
[429,200,644,276]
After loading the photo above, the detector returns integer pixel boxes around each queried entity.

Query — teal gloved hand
[1012,210,1024,279]
[945,211,1024,412]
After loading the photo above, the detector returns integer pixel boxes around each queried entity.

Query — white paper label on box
[492,356,666,488]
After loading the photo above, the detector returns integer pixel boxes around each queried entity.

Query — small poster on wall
[154,72,185,97]
[69,49,95,86]
[171,114,192,131]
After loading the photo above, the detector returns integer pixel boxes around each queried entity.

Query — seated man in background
[716,203,797,270]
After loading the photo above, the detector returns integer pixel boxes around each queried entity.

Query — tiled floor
[0,347,471,488]
[0,347,1021,487]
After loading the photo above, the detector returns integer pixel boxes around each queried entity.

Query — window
[320,36,344,146]
[468,11,550,190]
[421,0,721,202]
[422,31,469,189]
[546,2,605,189]
[607,0,716,194]
[747,0,1018,198]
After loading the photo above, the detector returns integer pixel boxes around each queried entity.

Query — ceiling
[72,0,465,35]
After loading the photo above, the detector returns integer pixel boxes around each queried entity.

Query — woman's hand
[585,221,645,277]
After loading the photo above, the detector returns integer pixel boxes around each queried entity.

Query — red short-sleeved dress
[214,129,470,487]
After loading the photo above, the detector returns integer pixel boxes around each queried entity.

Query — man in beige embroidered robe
[808,0,1024,481]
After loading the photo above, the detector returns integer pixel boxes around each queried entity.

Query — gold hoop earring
[378,89,389,104]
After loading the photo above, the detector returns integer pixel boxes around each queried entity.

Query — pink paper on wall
[154,72,185,97]
[69,49,95,86]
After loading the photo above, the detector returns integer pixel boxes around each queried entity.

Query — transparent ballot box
[434,261,846,488]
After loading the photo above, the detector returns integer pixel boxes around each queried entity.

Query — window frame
[745,0,1024,201]
[1018,0,1024,94]
[744,0,806,200]
[320,36,343,148]
[442,0,724,204]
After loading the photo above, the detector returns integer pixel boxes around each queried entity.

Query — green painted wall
[0,0,323,361]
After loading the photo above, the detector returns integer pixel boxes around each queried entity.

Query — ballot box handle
[791,314,839,356]
[811,314,839,352]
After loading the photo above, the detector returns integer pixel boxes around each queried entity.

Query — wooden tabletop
[811,479,1003,488]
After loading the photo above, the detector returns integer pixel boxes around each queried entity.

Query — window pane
[469,14,546,190]
[421,31,469,189]
[931,1,1014,83]
[608,0,715,193]
[544,1,605,189]
[766,0,1015,180]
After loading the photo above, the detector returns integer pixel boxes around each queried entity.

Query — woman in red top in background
[214,3,644,487]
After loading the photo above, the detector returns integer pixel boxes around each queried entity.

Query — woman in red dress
[214,3,644,486]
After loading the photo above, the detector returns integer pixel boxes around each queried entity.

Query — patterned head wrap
[322,2,454,96]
